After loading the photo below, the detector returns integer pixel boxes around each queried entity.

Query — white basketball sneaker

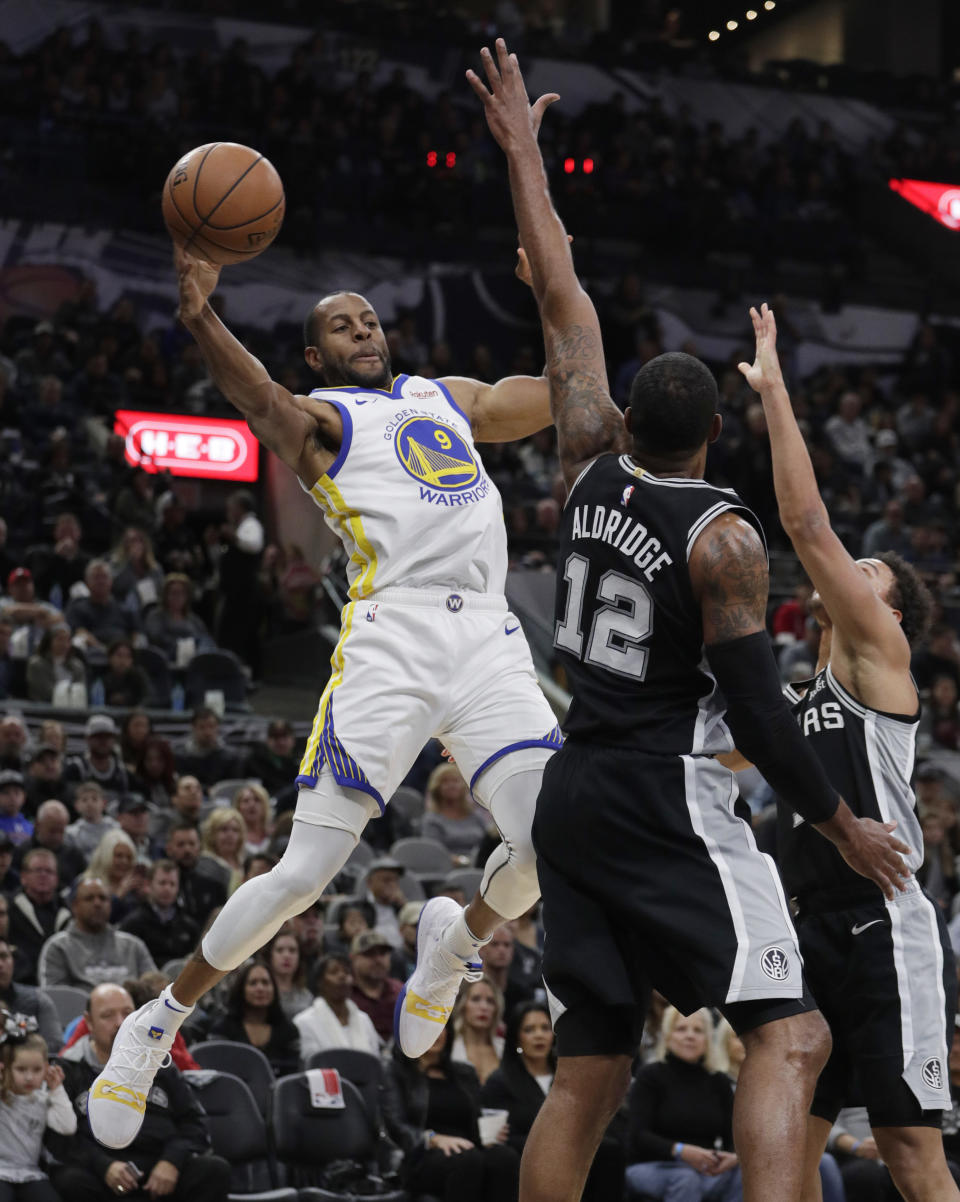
[394,896,483,1057]
[87,999,177,1148]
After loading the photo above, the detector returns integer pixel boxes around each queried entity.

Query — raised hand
[466,38,559,152]
[174,244,221,323]
[738,303,785,395]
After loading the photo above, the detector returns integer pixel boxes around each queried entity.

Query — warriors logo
[394,417,479,491]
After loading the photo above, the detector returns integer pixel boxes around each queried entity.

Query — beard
[323,349,393,391]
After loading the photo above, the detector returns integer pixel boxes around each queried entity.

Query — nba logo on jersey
[620,485,635,507]
[759,946,790,981]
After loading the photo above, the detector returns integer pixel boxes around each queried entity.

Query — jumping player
[88,245,563,1147]
[467,39,914,1202]
[739,303,959,1202]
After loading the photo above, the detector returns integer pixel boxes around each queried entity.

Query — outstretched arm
[467,40,627,488]
[738,304,908,672]
[174,247,324,475]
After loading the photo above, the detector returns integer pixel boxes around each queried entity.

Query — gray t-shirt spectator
[37,920,155,989]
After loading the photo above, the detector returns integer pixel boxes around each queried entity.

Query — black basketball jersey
[554,453,765,754]
[777,664,923,900]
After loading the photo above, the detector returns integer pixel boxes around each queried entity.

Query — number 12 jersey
[554,453,765,754]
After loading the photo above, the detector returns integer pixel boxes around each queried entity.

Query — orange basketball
[161,142,285,266]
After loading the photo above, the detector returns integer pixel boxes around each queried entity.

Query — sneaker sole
[393,901,428,1049]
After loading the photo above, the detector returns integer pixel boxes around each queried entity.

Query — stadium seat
[303,1049,383,1136]
[183,1069,297,1201]
[439,866,483,899]
[135,645,173,707]
[41,985,89,1028]
[184,649,250,710]
[389,837,451,883]
[189,1040,275,1117]
[270,1073,406,1199]
[387,786,426,830]
[208,778,254,804]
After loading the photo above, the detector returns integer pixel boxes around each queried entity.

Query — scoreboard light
[114,411,260,481]
[889,178,960,231]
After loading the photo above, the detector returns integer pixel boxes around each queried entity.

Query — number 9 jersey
[554,453,766,754]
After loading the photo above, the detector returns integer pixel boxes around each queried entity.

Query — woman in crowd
[263,928,312,1020]
[196,807,246,896]
[84,829,144,922]
[119,710,152,773]
[25,625,85,703]
[98,638,152,707]
[625,1006,742,1202]
[481,1000,625,1202]
[382,1026,519,1202]
[143,572,216,661]
[208,960,300,1077]
[293,952,380,1059]
[324,898,376,955]
[450,976,504,1085]
[110,526,163,610]
[421,763,489,865]
[233,782,273,857]
[132,735,177,808]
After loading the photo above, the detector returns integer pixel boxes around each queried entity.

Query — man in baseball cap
[0,770,32,847]
[64,714,129,802]
[350,929,402,1042]
[365,856,406,949]
[0,568,61,652]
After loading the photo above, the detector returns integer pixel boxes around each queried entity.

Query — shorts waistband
[367,588,508,611]
[793,875,921,916]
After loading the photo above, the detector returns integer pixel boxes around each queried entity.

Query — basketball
[161,142,285,266]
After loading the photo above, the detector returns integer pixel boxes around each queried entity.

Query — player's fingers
[479,46,500,91]
[531,92,560,132]
[495,38,513,79]
[465,69,492,102]
[737,362,751,379]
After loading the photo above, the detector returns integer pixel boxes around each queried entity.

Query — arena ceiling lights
[705,0,778,41]
[889,179,960,232]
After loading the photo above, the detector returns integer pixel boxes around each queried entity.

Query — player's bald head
[303,291,375,348]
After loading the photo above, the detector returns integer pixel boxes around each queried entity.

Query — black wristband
[706,632,840,825]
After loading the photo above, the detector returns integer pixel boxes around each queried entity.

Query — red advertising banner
[888,178,960,231]
[114,410,259,481]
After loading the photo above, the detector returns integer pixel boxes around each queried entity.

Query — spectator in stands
[943,1018,960,1182]
[164,821,225,928]
[64,559,139,651]
[480,1000,624,1201]
[130,737,176,813]
[151,774,204,847]
[38,876,155,989]
[0,718,29,774]
[115,794,152,862]
[196,807,246,896]
[0,771,32,848]
[363,857,406,948]
[0,568,61,657]
[262,927,311,1020]
[0,836,16,895]
[25,623,86,703]
[824,391,871,473]
[231,782,272,856]
[85,829,144,922]
[870,431,914,496]
[779,615,821,681]
[0,895,8,939]
[110,527,163,611]
[918,809,957,910]
[450,976,504,1085]
[391,901,424,982]
[325,899,375,956]
[479,926,536,1016]
[913,624,960,691]
[23,744,68,815]
[294,950,379,1059]
[382,1026,520,1202]
[16,800,86,884]
[926,674,960,751]
[422,763,490,865]
[217,491,264,673]
[208,960,300,1076]
[64,782,117,862]
[7,849,69,984]
[241,852,275,883]
[119,710,152,773]
[36,723,65,757]
[0,936,62,1048]
[242,718,300,795]
[349,929,403,1044]
[624,1006,740,1202]
[290,899,325,983]
[97,637,152,708]
[174,707,241,788]
[154,494,201,575]
[55,982,229,1202]
[113,468,157,533]
[120,860,199,971]
[64,715,130,801]
[15,322,69,386]
[39,512,90,602]
[771,580,813,646]
[144,572,215,663]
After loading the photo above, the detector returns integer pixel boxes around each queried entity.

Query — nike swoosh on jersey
[504,624,520,635]
[851,919,885,935]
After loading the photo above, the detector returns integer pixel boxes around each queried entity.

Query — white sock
[442,910,491,961]
[154,985,193,1032]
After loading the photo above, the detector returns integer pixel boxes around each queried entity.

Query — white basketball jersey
[302,374,507,599]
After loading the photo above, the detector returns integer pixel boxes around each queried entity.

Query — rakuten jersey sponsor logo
[114,411,259,481]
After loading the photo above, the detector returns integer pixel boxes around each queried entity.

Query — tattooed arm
[467,40,627,490]
[689,511,769,645]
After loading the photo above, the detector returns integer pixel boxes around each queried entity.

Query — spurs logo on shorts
[921,1057,944,1091]
[760,945,791,981]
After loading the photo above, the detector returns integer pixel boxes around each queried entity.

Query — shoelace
[463,961,483,984]
[110,1041,172,1080]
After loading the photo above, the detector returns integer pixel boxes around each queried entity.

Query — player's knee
[745,1009,831,1080]
[273,850,324,906]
